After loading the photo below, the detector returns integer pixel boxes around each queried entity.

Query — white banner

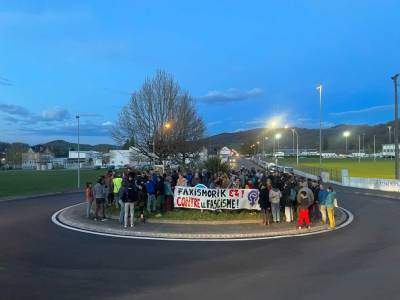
[174,187,260,211]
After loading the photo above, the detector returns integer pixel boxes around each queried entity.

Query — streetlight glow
[275,133,282,139]
[343,131,350,138]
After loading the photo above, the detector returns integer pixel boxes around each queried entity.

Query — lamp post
[373,135,376,162]
[291,128,299,165]
[316,84,323,167]
[76,114,80,189]
[388,125,392,144]
[392,73,399,179]
[256,141,260,155]
[275,133,282,152]
[358,135,361,163]
[343,131,350,154]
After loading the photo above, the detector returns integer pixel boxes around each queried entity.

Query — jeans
[86,201,93,218]
[119,199,125,224]
[95,198,105,219]
[124,202,135,227]
[271,202,280,222]
[114,192,120,208]
[284,206,293,222]
[147,193,156,213]
[319,204,327,224]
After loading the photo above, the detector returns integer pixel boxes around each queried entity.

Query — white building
[109,147,147,168]
[382,144,399,157]
[68,150,103,168]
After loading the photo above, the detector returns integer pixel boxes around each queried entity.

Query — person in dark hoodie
[122,175,137,228]
[282,182,294,222]
[258,180,270,226]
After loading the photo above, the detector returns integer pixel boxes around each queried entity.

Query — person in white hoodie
[269,185,282,223]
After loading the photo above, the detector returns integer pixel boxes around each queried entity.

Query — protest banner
[174,186,260,211]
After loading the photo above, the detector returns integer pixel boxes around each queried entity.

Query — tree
[112,70,205,163]
[5,143,29,167]
[203,157,229,174]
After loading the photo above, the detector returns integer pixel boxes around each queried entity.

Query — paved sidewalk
[56,203,349,240]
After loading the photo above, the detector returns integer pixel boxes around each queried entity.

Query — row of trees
[112,70,206,164]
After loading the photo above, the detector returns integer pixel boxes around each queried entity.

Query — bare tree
[112,70,205,163]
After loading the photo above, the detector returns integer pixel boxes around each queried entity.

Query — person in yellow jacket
[113,174,124,224]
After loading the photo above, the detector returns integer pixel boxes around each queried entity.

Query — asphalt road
[1,160,400,300]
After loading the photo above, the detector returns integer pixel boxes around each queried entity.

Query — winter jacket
[94,183,106,199]
[269,188,282,204]
[325,191,337,208]
[258,186,270,210]
[318,190,328,205]
[297,187,314,205]
[282,185,292,207]
[145,180,156,195]
[299,194,309,209]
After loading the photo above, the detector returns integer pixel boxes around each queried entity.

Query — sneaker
[124,225,127,229]
[101,218,107,222]
[298,226,302,230]
[307,226,311,230]
[93,218,98,221]
[130,224,135,228]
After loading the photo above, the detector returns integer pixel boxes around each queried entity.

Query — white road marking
[51,204,354,242]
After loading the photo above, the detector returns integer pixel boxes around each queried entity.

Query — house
[22,147,55,170]
[109,147,148,168]
[68,150,103,169]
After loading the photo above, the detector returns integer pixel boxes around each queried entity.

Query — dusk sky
[0,0,399,145]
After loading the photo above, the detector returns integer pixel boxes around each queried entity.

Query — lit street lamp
[316,84,323,167]
[343,131,350,154]
[76,114,80,189]
[275,133,282,152]
[388,125,392,144]
[291,128,299,165]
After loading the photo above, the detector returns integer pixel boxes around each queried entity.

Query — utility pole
[392,73,399,179]
[317,84,323,167]
[373,135,376,162]
[358,135,361,163]
[76,114,80,189]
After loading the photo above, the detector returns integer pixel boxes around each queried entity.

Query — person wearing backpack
[325,186,337,229]
[269,185,282,223]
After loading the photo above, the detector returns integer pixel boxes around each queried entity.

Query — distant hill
[0,140,119,157]
[203,122,394,154]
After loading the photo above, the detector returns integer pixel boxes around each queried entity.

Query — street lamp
[343,131,350,154]
[291,128,299,165]
[275,133,282,152]
[262,136,269,156]
[316,84,323,167]
[256,141,260,155]
[392,73,399,179]
[388,125,392,144]
[76,114,80,189]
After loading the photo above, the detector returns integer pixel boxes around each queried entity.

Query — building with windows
[22,148,55,170]
[109,147,148,168]
[68,150,103,168]
[382,144,399,157]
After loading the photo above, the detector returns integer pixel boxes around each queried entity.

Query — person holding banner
[259,180,270,225]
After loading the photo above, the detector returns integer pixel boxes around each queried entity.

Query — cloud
[102,121,113,126]
[20,122,111,137]
[198,88,264,103]
[0,76,14,86]
[207,120,222,127]
[40,107,70,121]
[330,105,393,116]
[0,104,30,116]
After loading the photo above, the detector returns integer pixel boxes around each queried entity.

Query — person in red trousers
[297,190,311,229]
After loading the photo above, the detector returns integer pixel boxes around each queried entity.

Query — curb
[51,203,353,242]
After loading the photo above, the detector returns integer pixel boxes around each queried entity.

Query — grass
[0,169,106,197]
[105,205,261,221]
[279,157,395,179]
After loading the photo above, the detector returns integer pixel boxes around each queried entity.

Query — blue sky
[0,0,399,145]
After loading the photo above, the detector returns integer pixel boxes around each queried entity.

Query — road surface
[0,162,399,299]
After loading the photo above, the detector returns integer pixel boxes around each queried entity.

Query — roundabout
[52,202,353,241]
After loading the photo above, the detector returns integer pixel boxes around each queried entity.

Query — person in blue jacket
[318,184,329,224]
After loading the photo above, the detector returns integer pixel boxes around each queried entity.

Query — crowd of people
[84,165,338,230]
